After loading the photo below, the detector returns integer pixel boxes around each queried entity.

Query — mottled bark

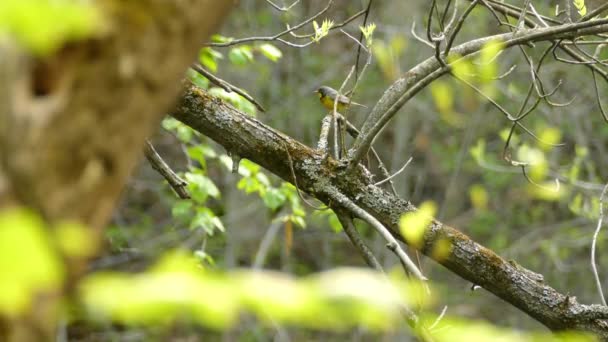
[0,0,232,229]
[173,84,608,338]
[0,2,232,340]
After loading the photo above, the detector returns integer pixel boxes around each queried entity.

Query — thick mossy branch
[173,84,608,338]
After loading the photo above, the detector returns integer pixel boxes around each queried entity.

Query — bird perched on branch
[315,86,367,112]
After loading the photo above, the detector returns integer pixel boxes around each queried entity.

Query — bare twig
[265,0,300,12]
[591,182,608,306]
[253,213,285,269]
[411,21,435,48]
[144,140,190,199]
[207,1,334,48]
[353,0,374,83]
[375,157,413,186]
[429,305,449,330]
[337,114,398,195]
[191,64,266,113]
[329,189,427,281]
[336,210,384,271]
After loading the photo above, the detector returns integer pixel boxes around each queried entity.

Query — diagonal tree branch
[172,84,608,338]
[144,140,190,199]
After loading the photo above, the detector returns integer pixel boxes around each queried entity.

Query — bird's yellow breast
[319,94,347,112]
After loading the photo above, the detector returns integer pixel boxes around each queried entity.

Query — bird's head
[315,86,333,98]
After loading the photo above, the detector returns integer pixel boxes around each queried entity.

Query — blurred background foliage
[2,0,608,340]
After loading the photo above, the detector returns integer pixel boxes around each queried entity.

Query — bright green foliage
[312,210,342,233]
[233,159,306,228]
[186,68,210,89]
[478,40,504,82]
[0,209,64,317]
[479,39,504,96]
[174,169,224,235]
[209,87,257,116]
[229,46,254,65]
[312,19,334,43]
[430,80,465,127]
[0,0,101,55]
[259,43,283,62]
[469,184,489,211]
[198,47,223,72]
[373,36,407,81]
[427,316,594,342]
[573,0,587,16]
[448,54,475,83]
[360,23,376,47]
[538,127,562,151]
[399,202,437,249]
[80,251,426,331]
[516,144,547,180]
[55,221,98,258]
[162,117,197,143]
[449,39,504,91]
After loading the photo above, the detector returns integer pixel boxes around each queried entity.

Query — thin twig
[591,182,608,306]
[429,305,448,330]
[144,140,190,199]
[336,210,384,271]
[191,64,266,112]
[329,189,427,281]
[253,214,285,269]
[375,157,413,186]
[207,0,334,48]
[338,114,398,195]
[265,0,300,12]
[353,0,373,83]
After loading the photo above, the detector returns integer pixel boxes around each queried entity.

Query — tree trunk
[0,2,232,340]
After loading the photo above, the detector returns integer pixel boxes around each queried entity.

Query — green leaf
[469,139,486,163]
[228,46,254,65]
[54,221,97,258]
[359,22,376,47]
[186,68,210,89]
[190,208,221,235]
[211,34,232,43]
[259,43,282,62]
[0,209,64,316]
[290,215,306,228]
[0,0,101,55]
[573,0,587,16]
[237,176,261,194]
[262,188,287,210]
[185,173,220,202]
[399,202,437,249]
[311,19,334,43]
[199,48,223,72]
[172,200,193,219]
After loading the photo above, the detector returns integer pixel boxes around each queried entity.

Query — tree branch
[172,84,608,337]
[144,140,190,199]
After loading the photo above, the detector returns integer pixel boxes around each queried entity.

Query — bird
[315,86,367,112]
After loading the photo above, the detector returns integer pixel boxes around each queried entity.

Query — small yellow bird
[315,86,367,112]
